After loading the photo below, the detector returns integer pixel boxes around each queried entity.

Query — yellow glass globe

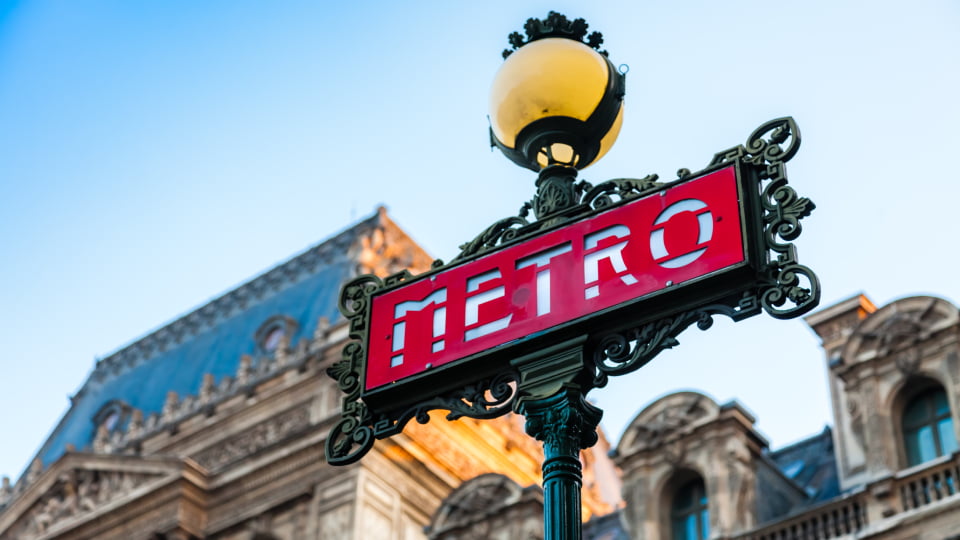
[489,37,624,171]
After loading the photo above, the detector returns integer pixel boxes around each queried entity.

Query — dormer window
[255,316,299,355]
[263,326,286,353]
[91,400,131,439]
[102,410,120,432]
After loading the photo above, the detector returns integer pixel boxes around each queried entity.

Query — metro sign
[327,116,817,465]
[363,163,754,402]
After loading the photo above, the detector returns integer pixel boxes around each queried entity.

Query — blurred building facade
[0,211,958,539]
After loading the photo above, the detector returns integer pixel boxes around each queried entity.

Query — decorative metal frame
[325,116,820,466]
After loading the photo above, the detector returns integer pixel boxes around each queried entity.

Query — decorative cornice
[193,404,311,472]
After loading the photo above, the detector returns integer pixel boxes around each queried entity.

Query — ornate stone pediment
[842,296,958,368]
[616,391,720,455]
[0,454,197,540]
[427,473,542,540]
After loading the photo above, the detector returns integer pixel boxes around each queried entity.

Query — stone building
[0,210,958,539]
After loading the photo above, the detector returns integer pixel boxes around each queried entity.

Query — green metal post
[518,384,602,540]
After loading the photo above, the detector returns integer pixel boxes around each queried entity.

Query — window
[671,477,709,540]
[902,387,958,466]
[262,325,286,353]
[254,315,299,355]
[91,400,130,441]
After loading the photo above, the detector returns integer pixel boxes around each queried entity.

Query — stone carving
[96,340,318,457]
[199,374,215,405]
[255,356,274,378]
[161,391,180,424]
[25,459,43,485]
[518,516,543,540]
[662,439,687,466]
[274,335,290,367]
[428,474,525,538]
[725,439,756,531]
[237,355,253,387]
[632,395,710,450]
[318,504,352,540]
[218,375,235,395]
[852,298,954,364]
[947,351,960,384]
[14,469,161,538]
[864,311,926,357]
[818,319,852,346]
[0,477,11,506]
[126,410,144,440]
[353,214,432,278]
[179,395,197,417]
[92,425,111,454]
[193,405,311,471]
[444,476,516,523]
[894,348,921,375]
[847,395,867,455]
[144,412,159,433]
[313,316,331,342]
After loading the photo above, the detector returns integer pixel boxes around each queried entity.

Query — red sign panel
[366,165,745,391]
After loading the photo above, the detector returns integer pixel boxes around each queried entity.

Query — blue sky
[1,1,959,480]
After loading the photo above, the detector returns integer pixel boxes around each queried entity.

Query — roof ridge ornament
[503,11,607,59]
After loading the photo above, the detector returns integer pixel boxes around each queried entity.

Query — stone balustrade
[732,451,960,540]
[733,492,868,540]
[896,452,960,512]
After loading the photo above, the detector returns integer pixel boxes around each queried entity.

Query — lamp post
[489,12,624,222]
[325,11,820,540]
[488,14,625,538]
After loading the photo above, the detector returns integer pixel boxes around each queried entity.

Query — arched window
[91,400,130,437]
[902,386,958,466]
[254,315,299,355]
[671,477,709,540]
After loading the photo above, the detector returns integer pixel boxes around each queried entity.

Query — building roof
[30,209,425,473]
[583,509,630,540]
[768,426,840,502]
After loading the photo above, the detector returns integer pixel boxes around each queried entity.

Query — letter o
[649,199,713,269]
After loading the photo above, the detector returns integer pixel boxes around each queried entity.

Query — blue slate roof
[31,211,395,470]
[768,426,840,502]
[583,509,630,540]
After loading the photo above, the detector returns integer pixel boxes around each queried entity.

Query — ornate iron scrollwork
[590,117,819,383]
[592,295,761,387]
[454,216,530,262]
[581,175,661,210]
[325,273,521,465]
[711,117,820,319]
[325,274,382,465]
[454,172,660,261]
[371,371,521,439]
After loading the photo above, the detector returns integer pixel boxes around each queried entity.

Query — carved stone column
[518,384,602,540]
